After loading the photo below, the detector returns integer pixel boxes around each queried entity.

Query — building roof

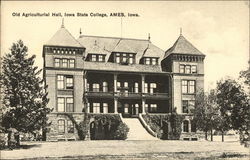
[78,35,165,63]
[164,35,204,58]
[83,61,165,73]
[46,26,83,48]
[87,41,109,55]
[142,43,161,58]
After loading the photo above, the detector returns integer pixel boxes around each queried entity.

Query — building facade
[43,24,205,141]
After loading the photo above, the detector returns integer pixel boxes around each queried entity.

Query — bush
[112,123,129,140]
[142,113,184,140]
[0,133,6,150]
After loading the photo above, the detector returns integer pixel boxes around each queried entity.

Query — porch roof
[83,61,169,74]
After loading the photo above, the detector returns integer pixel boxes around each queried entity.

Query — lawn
[1,136,249,160]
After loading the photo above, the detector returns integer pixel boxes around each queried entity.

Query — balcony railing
[84,91,114,98]
[143,93,169,99]
[116,92,142,99]
[84,91,169,99]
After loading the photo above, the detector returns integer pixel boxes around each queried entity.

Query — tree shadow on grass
[18,144,42,150]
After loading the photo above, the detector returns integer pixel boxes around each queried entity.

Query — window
[117,82,121,88]
[124,103,129,113]
[66,76,73,89]
[124,82,128,88]
[69,59,75,68]
[93,83,100,92]
[99,55,104,62]
[129,57,133,64]
[191,65,197,73]
[183,120,189,132]
[150,83,157,94]
[182,100,195,113]
[134,82,139,93]
[152,58,156,65]
[66,98,74,112]
[189,100,195,113]
[62,59,68,68]
[57,75,64,89]
[145,104,149,113]
[92,55,96,61]
[116,53,120,63]
[150,104,157,112]
[180,64,185,73]
[122,54,127,63]
[67,120,74,133]
[87,83,90,92]
[57,98,65,112]
[182,80,188,94]
[93,103,100,113]
[191,120,196,132]
[144,83,148,93]
[189,81,195,94]
[103,103,108,113]
[55,58,60,67]
[182,80,196,94]
[103,82,108,92]
[185,65,191,74]
[146,58,150,65]
[58,120,65,133]
[182,100,189,113]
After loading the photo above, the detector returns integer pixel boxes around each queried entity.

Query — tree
[217,79,250,145]
[193,89,218,141]
[0,40,51,147]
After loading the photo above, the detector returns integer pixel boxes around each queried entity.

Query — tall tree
[0,40,51,146]
[193,89,218,141]
[217,79,250,145]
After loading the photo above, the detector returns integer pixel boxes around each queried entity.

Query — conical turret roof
[164,35,204,58]
[46,25,83,48]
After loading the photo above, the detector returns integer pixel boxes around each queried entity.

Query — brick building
[43,23,205,141]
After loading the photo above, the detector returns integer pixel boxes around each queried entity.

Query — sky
[1,1,249,91]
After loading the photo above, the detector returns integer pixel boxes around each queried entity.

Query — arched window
[183,120,189,132]
[58,120,65,133]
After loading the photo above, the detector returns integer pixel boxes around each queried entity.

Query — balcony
[84,91,169,100]
[142,93,169,99]
[116,92,142,99]
[84,91,114,98]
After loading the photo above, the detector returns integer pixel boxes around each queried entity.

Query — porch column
[114,74,117,93]
[141,74,145,114]
[142,98,146,114]
[141,74,145,93]
[114,98,118,113]
[84,72,88,92]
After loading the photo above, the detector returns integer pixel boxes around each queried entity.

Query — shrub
[142,113,184,140]
[0,133,6,150]
[112,123,129,140]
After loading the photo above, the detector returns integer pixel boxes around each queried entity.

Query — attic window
[144,57,158,65]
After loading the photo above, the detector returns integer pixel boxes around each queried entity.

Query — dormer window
[89,54,105,62]
[144,57,158,65]
[114,53,135,64]
[92,55,97,61]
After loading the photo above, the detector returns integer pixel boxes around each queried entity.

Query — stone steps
[122,118,159,140]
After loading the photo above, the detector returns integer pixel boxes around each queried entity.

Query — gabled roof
[164,35,204,58]
[142,43,161,58]
[87,41,109,55]
[46,26,83,48]
[78,35,165,63]
[113,39,135,53]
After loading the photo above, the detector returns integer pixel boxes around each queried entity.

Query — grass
[1,137,249,160]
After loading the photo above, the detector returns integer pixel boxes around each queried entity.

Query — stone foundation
[46,113,85,141]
